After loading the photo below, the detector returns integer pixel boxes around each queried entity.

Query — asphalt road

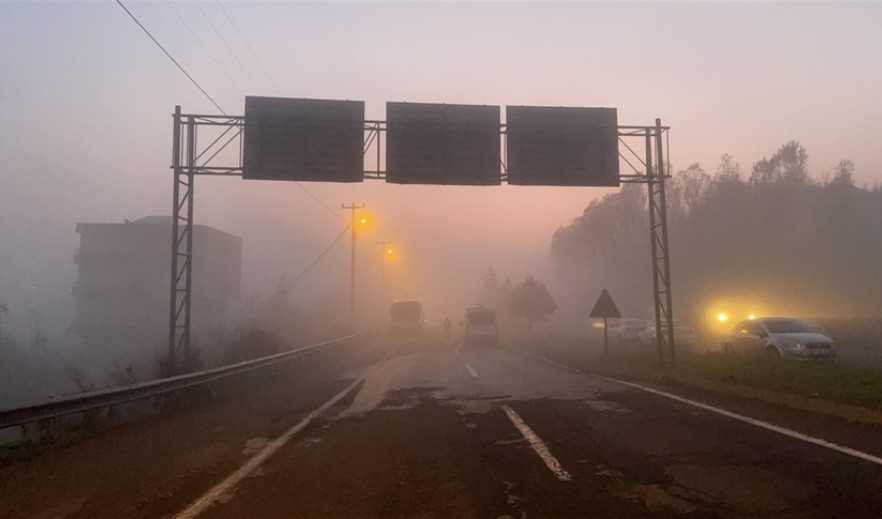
[6,335,882,518]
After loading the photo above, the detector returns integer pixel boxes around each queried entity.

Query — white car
[721,317,836,360]
[609,318,646,345]
[639,318,695,347]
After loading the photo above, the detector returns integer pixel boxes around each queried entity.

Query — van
[389,300,424,334]
[463,306,498,346]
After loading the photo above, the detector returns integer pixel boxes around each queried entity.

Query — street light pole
[342,202,366,330]
[376,240,392,307]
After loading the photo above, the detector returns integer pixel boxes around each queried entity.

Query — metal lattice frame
[619,120,675,366]
[168,109,245,368]
[167,107,675,369]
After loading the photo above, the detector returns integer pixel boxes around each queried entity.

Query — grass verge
[522,335,882,420]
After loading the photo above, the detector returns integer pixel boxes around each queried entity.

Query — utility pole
[342,203,366,330]
[376,240,392,307]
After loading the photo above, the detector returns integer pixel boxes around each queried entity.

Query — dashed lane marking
[465,363,479,378]
[502,405,573,481]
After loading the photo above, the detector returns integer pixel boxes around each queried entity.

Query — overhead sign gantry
[167,97,675,369]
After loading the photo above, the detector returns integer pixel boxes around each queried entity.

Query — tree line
[551,141,882,327]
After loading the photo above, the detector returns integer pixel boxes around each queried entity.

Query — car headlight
[792,342,805,350]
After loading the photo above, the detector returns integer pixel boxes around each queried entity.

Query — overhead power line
[297,184,342,219]
[215,1,282,96]
[116,0,340,222]
[206,4,338,219]
[287,226,350,287]
[194,2,262,94]
[115,0,226,115]
[166,1,245,96]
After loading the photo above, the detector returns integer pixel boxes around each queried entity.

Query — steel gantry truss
[168,107,246,369]
[167,107,675,370]
[619,120,675,366]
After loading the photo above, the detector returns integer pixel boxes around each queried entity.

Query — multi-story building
[72,216,242,374]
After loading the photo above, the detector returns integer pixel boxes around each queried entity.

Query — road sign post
[589,289,621,356]
[604,317,609,356]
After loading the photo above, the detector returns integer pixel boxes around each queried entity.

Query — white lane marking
[465,363,479,378]
[175,346,399,519]
[525,353,882,468]
[597,375,882,467]
[502,405,572,481]
[523,351,581,373]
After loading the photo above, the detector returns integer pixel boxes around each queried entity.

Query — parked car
[462,305,498,346]
[609,318,646,345]
[721,317,836,360]
[639,318,695,347]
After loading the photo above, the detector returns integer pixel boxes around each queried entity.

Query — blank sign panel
[243,96,365,183]
[506,106,619,187]
[386,102,501,185]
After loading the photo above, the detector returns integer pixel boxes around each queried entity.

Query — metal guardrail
[0,334,362,431]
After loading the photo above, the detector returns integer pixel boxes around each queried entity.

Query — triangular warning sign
[589,289,621,318]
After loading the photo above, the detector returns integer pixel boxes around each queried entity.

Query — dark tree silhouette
[510,276,557,332]
[551,142,882,322]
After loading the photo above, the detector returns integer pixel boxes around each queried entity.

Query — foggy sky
[2,1,882,332]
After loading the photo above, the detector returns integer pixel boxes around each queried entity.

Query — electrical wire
[166,1,245,96]
[194,1,262,93]
[115,0,226,115]
[215,1,282,96]
[117,0,340,221]
[207,4,340,219]
[208,3,342,219]
[287,226,350,287]
[296,184,342,219]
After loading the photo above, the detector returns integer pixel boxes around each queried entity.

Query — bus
[389,300,424,334]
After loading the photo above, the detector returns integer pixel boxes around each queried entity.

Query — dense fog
[552,143,882,332]
[2,2,882,407]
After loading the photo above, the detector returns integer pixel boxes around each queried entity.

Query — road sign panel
[243,96,365,182]
[386,102,501,185]
[590,289,622,318]
[506,106,619,187]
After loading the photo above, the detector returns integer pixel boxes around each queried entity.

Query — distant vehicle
[389,300,424,334]
[462,306,498,346]
[639,318,695,347]
[609,318,645,345]
[721,317,837,360]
